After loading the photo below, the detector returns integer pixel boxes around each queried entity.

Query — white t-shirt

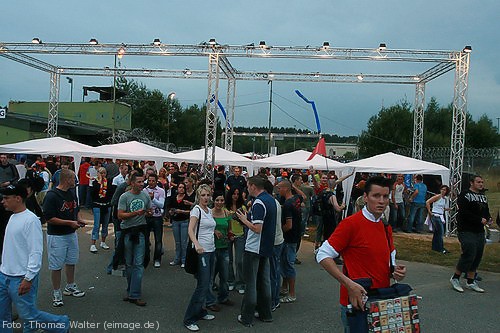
[432,197,447,215]
[112,173,126,186]
[274,198,284,246]
[0,209,43,280]
[394,183,405,203]
[190,205,216,253]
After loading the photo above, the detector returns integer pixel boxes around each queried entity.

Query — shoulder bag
[184,206,202,274]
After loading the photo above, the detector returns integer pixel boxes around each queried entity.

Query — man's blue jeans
[124,232,145,299]
[146,216,163,262]
[270,243,283,308]
[171,219,188,264]
[240,251,272,325]
[407,202,425,232]
[184,252,215,326]
[0,273,69,333]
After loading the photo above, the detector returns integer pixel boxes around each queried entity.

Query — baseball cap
[0,184,28,199]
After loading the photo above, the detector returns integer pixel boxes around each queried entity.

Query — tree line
[117,79,499,157]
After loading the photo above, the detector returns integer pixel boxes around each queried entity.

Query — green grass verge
[393,234,500,273]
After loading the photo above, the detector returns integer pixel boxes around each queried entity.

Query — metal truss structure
[412,82,425,159]
[0,41,471,227]
[448,51,471,234]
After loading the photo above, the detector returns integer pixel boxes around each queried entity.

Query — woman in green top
[225,187,247,294]
[211,192,234,306]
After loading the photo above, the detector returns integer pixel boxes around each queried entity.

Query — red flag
[307,137,326,161]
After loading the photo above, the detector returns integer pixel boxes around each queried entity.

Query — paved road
[12,217,500,333]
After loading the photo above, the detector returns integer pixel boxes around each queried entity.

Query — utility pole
[267,79,273,155]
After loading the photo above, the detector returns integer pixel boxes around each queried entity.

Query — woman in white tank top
[426,185,450,254]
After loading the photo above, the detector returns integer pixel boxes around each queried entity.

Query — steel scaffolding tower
[48,71,61,137]
[203,52,220,181]
[412,82,426,159]
[448,50,471,235]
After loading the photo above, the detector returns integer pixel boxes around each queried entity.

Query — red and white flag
[307,137,326,161]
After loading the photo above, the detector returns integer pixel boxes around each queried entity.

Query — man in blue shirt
[236,176,276,327]
[406,174,428,233]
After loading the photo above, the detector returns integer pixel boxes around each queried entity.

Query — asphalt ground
[10,210,500,333]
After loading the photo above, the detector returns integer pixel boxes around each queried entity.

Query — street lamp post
[66,77,73,102]
[166,92,176,148]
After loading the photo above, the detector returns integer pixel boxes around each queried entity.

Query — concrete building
[0,101,131,145]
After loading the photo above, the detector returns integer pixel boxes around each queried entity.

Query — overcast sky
[1,0,499,137]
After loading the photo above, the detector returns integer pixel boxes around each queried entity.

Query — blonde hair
[195,184,212,205]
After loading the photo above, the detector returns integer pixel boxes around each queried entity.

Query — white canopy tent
[174,146,253,170]
[89,141,177,170]
[0,137,94,173]
[343,152,450,213]
[252,150,347,173]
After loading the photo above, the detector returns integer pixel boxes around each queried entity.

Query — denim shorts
[280,242,297,278]
[47,233,79,270]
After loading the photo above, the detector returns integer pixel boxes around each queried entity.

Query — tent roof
[174,146,251,167]
[0,137,92,156]
[253,150,346,171]
[345,152,449,174]
[89,141,176,161]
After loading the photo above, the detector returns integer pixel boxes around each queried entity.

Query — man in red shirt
[316,176,406,332]
[77,158,91,208]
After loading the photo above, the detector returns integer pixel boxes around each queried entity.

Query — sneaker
[450,277,464,293]
[90,245,98,253]
[100,242,110,250]
[154,260,161,268]
[272,303,280,312]
[238,289,245,295]
[63,284,86,297]
[280,295,297,303]
[52,290,64,307]
[228,285,234,291]
[181,263,185,268]
[185,323,199,332]
[202,314,215,320]
[465,281,484,293]
[237,314,253,327]
[169,261,179,266]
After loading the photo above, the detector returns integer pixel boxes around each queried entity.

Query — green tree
[466,114,499,148]
[358,101,414,157]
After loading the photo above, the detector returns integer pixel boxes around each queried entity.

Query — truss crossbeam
[0,43,461,63]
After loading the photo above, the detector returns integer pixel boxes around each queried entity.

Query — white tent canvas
[174,146,252,169]
[343,152,450,212]
[0,137,94,173]
[90,141,177,169]
[253,150,346,172]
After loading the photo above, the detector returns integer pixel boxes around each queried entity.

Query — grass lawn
[306,228,500,273]
[393,233,500,273]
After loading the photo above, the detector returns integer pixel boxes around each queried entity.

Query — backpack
[26,169,45,193]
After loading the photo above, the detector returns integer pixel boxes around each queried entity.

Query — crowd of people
[0,152,494,332]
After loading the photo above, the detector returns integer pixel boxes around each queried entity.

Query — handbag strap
[383,224,395,275]
[194,206,202,240]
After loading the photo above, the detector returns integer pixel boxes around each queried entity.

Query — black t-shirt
[282,195,302,243]
[172,171,188,187]
[43,188,78,235]
[214,172,226,194]
[226,175,247,192]
[169,195,192,221]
